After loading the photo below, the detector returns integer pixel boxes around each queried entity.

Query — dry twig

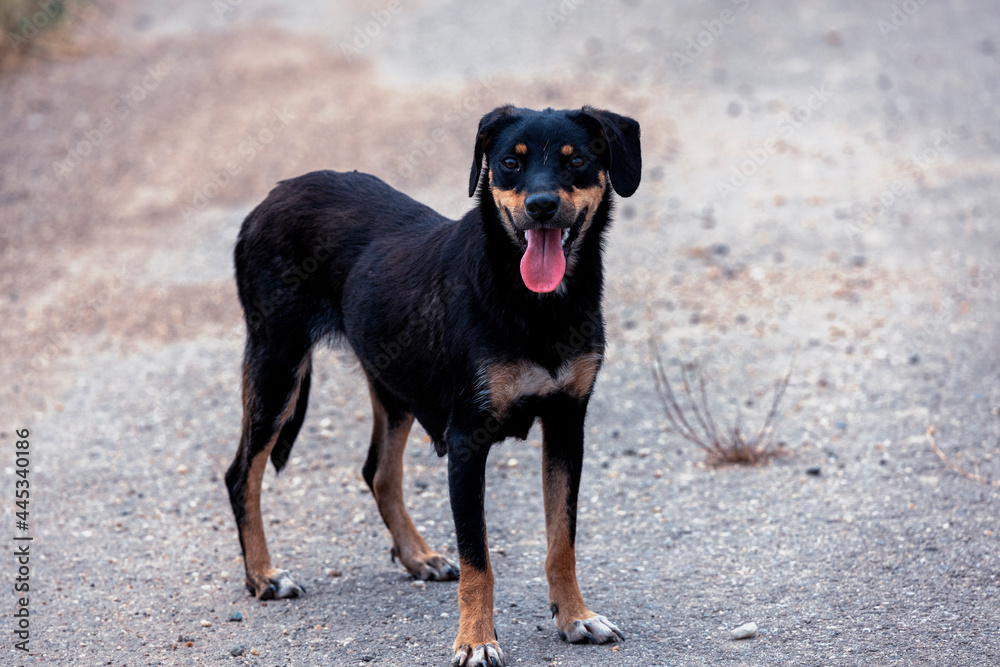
[650,342,793,467]
[925,425,1000,488]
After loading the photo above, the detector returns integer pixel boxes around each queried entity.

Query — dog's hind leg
[226,340,313,600]
[363,380,459,581]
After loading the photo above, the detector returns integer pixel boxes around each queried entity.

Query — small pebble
[228,611,242,622]
[230,644,247,657]
[506,458,518,468]
[326,568,343,577]
[806,466,822,476]
[250,648,260,656]
[199,619,212,627]
[411,580,426,589]
[730,622,758,640]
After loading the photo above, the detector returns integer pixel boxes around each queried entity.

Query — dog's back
[234,170,447,341]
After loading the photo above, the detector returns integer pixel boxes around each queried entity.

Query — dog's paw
[246,568,305,600]
[558,614,624,644]
[414,553,460,581]
[392,546,460,581]
[451,642,505,667]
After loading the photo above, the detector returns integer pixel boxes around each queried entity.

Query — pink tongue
[520,228,566,293]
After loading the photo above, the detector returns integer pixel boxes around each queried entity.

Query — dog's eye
[569,155,587,168]
[502,157,519,170]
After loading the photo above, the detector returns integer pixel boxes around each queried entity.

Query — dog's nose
[525,193,560,222]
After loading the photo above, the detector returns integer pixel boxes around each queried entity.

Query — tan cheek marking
[568,173,608,257]
[561,144,574,156]
[490,186,526,212]
[556,171,606,229]
[514,143,527,155]
[564,183,605,222]
[490,185,525,244]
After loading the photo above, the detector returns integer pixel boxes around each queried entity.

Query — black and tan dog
[225,105,641,666]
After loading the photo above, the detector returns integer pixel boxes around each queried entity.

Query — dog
[225,104,641,666]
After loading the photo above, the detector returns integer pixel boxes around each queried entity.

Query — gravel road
[1,1,999,665]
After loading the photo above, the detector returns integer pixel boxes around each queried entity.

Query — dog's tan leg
[447,436,503,667]
[365,384,459,580]
[452,554,503,666]
[227,355,312,599]
[541,410,624,644]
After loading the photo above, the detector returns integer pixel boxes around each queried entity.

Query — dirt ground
[1,0,999,665]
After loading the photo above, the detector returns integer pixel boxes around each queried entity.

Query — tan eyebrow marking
[514,143,527,155]
[561,145,574,156]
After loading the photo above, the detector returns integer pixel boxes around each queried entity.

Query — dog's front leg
[541,402,624,645]
[447,435,504,667]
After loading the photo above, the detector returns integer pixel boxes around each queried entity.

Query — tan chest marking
[481,353,601,416]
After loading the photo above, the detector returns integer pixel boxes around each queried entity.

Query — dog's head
[469,106,642,294]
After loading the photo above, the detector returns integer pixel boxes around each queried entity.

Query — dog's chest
[478,353,601,416]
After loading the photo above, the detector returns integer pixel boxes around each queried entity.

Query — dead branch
[650,341,794,467]
[926,425,1000,488]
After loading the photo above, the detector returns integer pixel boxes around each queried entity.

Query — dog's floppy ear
[469,105,520,197]
[573,107,642,197]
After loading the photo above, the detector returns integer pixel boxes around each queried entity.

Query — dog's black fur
[226,105,640,666]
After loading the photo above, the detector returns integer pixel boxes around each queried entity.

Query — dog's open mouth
[516,208,587,293]
[513,207,586,253]
[514,225,576,251]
